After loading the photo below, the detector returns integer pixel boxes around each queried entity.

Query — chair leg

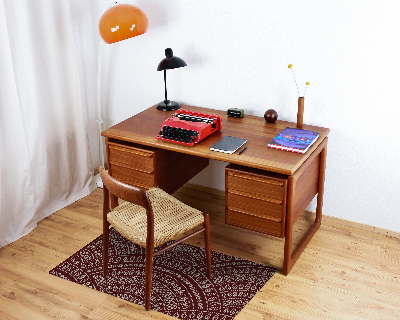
[103,220,110,277]
[203,212,212,278]
[145,242,154,311]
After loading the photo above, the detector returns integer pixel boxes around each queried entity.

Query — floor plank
[0,185,399,319]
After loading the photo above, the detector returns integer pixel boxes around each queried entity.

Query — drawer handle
[228,172,283,187]
[110,145,153,158]
[228,190,283,205]
[229,207,282,222]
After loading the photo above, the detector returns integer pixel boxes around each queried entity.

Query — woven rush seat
[107,187,204,248]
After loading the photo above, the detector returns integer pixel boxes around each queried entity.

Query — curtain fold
[0,0,96,247]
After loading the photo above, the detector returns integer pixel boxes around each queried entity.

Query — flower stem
[290,68,299,96]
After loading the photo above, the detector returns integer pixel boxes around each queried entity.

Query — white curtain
[0,0,96,247]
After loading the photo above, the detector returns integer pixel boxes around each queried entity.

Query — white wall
[82,0,400,233]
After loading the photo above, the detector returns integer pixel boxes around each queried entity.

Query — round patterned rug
[50,228,276,319]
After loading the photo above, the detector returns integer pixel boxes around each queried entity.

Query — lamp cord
[96,1,124,175]
[96,39,105,170]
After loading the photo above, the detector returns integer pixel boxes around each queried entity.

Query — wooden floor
[1,184,399,320]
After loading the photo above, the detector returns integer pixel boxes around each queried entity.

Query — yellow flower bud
[288,64,292,68]
[306,82,310,85]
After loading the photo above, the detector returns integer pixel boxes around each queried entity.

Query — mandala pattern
[50,228,276,320]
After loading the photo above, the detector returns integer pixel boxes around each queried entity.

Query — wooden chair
[99,166,211,311]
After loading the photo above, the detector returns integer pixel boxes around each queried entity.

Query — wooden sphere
[264,109,278,123]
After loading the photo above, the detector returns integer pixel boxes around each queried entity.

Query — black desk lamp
[156,48,187,111]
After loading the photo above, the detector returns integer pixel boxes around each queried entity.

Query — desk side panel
[293,155,320,222]
[290,139,327,222]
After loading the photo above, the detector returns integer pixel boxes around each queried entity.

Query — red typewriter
[156,109,222,146]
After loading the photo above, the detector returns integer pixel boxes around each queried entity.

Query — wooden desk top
[102,104,330,175]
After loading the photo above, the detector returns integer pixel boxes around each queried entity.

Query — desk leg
[283,144,327,275]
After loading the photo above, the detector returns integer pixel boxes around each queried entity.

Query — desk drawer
[111,164,153,190]
[109,143,154,173]
[227,190,283,221]
[225,164,287,238]
[226,208,283,237]
[226,170,285,201]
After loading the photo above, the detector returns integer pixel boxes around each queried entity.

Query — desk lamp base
[156,100,180,111]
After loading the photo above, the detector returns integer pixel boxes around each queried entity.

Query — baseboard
[182,183,400,239]
[322,215,400,239]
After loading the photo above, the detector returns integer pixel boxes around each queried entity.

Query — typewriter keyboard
[159,126,199,144]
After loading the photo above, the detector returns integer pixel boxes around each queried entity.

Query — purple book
[267,127,319,154]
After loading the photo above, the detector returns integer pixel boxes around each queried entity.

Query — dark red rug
[50,228,276,319]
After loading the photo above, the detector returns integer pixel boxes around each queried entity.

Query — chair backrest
[99,165,152,212]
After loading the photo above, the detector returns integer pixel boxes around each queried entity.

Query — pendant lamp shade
[99,4,148,44]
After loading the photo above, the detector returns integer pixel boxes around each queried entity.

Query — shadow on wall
[136,0,173,29]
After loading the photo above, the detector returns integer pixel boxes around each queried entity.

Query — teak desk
[102,104,329,275]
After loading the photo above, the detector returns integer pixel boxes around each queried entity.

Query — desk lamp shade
[99,3,148,44]
[157,48,187,111]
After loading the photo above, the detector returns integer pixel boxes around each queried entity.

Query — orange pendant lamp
[99,3,148,44]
